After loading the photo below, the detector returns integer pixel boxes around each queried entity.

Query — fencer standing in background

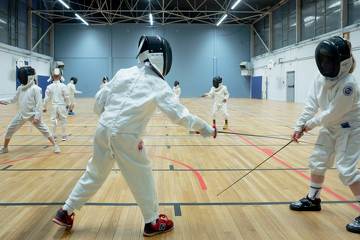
[0,66,60,154]
[173,80,181,103]
[202,76,230,130]
[67,77,82,116]
[100,76,109,89]
[43,68,70,141]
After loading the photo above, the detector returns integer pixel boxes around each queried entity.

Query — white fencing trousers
[309,125,360,185]
[69,95,75,106]
[174,96,180,104]
[212,103,229,120]
[5,113,51,139]
[64,124,159,223]
[51,104,67,136]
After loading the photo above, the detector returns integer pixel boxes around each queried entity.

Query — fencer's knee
[4,131,13,140]
[4,126,17,139]
[309,159,329,176]
[337,168,360,186]
[43,131,51,138]
[84,168,108,183]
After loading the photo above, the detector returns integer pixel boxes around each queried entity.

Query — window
[301,0,341,41]
[0,0,9,44]
[348,0,360,25]
[325,0,341,32]
[272,1,296,50]
[301,0,316,40]
[18,0,28,49]
[253,16,269,56]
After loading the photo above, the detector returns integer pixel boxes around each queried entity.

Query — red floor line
[153,155,207,191]
[0,152,208,192]
[232,132,360,212]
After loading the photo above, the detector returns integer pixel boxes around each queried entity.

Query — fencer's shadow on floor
[53,225,145,239]
[53,228,72,239]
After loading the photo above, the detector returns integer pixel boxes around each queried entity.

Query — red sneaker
[143,214,174,237]
[52,208,75,229]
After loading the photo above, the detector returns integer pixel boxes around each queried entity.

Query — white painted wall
[251,24,360,103]
[0,42,52,98]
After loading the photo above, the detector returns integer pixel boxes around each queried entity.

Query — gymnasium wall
[0,42,52,98]
[54,23,251,97]
[251,25,360,103]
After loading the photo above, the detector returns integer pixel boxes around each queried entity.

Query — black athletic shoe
[346,216,360,234]
[289,196,321,211]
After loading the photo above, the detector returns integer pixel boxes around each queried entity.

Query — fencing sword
[190,130,320,145]
[216,139,294,196]
[217,130,319,145]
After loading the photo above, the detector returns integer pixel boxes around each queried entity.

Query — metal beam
[268,12,272,51]
[341,0,348,29]
[32,24,53,51]
[252,25,270,53]
[252,0,288,25]
[30,0,278,25]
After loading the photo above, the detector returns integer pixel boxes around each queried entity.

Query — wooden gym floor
[0,98,359,240]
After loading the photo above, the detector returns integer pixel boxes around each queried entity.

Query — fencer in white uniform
[203,76,230,130]
[100,76,109,89]
[173,80,181,103]
[290,36,360,234]
[43,68,70,141]
[67,77,82,115]
[47,75,65,83]
[0,66,60,154]
[53,35,216,237]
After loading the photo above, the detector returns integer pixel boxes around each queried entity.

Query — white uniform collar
[21,77,35,90]
[214,84,223,91]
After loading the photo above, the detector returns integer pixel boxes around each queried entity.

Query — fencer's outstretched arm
[204,87,215,98]
[156,83,212,135]
[306,82,357,130]
[0,88,20,105]
[34,88,43,120]
[294,81,319,131]
[94,85,111,116]
[69,83,82,94]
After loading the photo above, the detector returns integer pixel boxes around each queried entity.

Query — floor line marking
[232,132,360,212]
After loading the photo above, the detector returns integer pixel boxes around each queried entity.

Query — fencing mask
[315,36,353,81]
[137,35,172,79]
[213,76,222,88]
[18,66,35,86]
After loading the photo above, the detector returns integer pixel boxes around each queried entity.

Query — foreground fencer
[67,77,82,115]
[202,76,230,130]
[173,80,181,103]
[0,66,60,154]
[52,35,216,237]
[291,36,360,234]
[43,68,70,141]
